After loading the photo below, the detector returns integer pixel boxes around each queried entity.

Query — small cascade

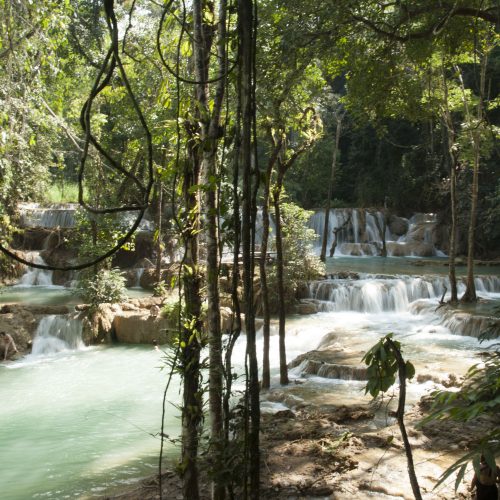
[289,358,368,381]
[17,252,53,286]
[19,203,78,229]
[309,209,444,257]
[31,314,84,355]
[254,207,276,247]
[133,268,145,287]
[307,275,500,313]
[18,203,154,231]
[440,311,500,338]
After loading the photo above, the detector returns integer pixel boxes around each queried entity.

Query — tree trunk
[155,180,163,284]
[193,1,227,496]
[180,134,203,500]
[457,55,487,303]
[441,65,458,303]
[273,172,289,386]
[260,182,272,390]
[386,339,423,500]
[260,139,281,390]
[238,0,260,496]
[320,112,343,262]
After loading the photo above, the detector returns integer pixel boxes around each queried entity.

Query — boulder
[289,349,367,381]
[112,231,154,268]
[295,301,318,315]
[11,228,57,250]
[113,312,176,344]
[388,215,409,237]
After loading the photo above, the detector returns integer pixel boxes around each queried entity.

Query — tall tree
[237,0,260,496]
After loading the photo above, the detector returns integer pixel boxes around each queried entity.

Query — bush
[79,268,127,307]
[267,201,325,310]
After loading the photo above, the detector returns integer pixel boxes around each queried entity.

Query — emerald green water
[326,256,500,277]
[0,345,180,499]
[0,286,150,306]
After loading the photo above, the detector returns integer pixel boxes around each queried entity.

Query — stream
[1,257,499,498]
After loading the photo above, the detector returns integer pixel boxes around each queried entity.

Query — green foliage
[72,209,134,264]
[280,202,325,285]
[418,351,500,489]
[362,334,415,398]
[44,183,84,204]
[162,299,183,325]
[267,201,325,309]
[79,268,127,308]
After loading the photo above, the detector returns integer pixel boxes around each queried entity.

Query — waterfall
[17,252,53,286]
[133,268,145,287]
[307,275,500,314]
[19,203,78,229]
[309,209,444,257]
[31,315,84,355]
[18,203,153,231]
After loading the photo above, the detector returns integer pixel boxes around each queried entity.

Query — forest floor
[98,392,497,500]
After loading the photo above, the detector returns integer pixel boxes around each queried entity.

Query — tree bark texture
[180,135,203,500]
[193,1,227,497]
[273,169,289,386]
[238,0,260,497]
[260,137,282,390]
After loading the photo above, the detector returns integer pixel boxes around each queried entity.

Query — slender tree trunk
[193,1,227,496]
[386,339,423,500]
[320,112,343,262]
[443,117,458,303]
[441,64,458,303]
[180,134,203,500]
[238,0,260,496]
[456,56,487,302]
[155,180,163,284]
[273,171,289,386]
[260,184,272,389]
[260,140,281,390]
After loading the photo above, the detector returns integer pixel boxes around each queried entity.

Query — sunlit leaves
[362,333,415,398]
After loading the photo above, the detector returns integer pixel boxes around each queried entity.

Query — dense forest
[0,1,499,499]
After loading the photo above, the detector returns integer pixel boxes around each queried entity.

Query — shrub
[79,268,127,307]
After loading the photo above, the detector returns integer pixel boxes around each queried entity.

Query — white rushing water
[309,209,444,257]
[1,259,499,498]
[31,315,85,355]
[16,252,54,286]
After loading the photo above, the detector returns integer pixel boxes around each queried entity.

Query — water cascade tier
[17,202,154,231]
[307,274,500,314]
[309,209,445,257]
[16,251,54,286]
[31,314,84,355]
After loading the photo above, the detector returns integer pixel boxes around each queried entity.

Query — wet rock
[274,409,296,419]
[112,231,154,268]
[329,271,360,280]
[139,266,178,289]
[289,350,367,381]
[295,301,318,315]
[113,313,176,344]
[388,215,409,236]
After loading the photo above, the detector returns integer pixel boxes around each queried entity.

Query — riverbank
[98,388,496,499]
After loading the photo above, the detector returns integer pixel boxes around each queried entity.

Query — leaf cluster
[362,333,415,398]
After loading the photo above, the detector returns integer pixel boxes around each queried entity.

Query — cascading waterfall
[307,274,500,315]
[31,314,84,355]
[309,208,443,257]
[18,202,153,231]
[19,203,78,229]
[16,252,53,286]
[132,268,145,287]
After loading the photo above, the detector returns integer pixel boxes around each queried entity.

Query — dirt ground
[97,394,498,500]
